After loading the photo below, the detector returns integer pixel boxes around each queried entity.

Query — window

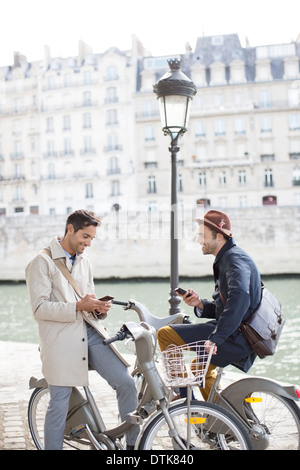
[83,70,92,85]
[264,168,274,187]
[238,170,247,185]
[148,176,156,194]
[259,90,270,108]
[107,156,120,175]
[218,171,227,185]
[13,98,21,113]
[46,117,54,132]
[211,36,224,46]
[214,119,225,136]
[14,163,22,179]
[144,101,155,117]
[261,116,272,132]
[105,65,118,81]
[83,136,92,153]
[46,140,55,156]
[216,143,226,160]
[106,109,118,125]
[195,120,205,137]
[145,125,155,141]
[234,118,246,134]
[289,114,300,131]
[85,183,93,198]
[83,91,91,106]
[64,74,72,87]
[105,87,118,103]
[47,76,55,89]
[288,88,300,107]
[83,113,91,128]
[263,195,277,205]
[178,174,183,192]
[199,172,207,186]
[292,167,300,185]
[106,134,119,151]
[14,185,23,200]
[47,162,55,179]
[63,138,72,155]
[63,115,71,130]
[111,180,120,196]
[236,142,247,159]
[30,206,39,215]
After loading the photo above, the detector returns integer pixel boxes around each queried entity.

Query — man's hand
[204,340,217,355]
[76,293,112,314]
[178,289,204,310]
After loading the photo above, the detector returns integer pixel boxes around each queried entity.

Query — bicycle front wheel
[137,400,252,450]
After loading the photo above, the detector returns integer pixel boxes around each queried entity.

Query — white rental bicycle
[28,299,252,450]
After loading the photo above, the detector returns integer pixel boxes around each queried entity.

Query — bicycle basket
[161,341,213,388]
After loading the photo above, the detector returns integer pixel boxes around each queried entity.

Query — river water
[0,276,299,385]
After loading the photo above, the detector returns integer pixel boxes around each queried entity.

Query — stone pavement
[0,341,134,450]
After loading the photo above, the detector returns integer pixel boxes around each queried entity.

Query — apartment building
[137,34,300,212]
[1,33,300,217]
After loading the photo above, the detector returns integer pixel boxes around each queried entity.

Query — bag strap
[41,248,83,299]
[219,282,264,329]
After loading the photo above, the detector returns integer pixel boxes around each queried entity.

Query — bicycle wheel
[137,400,253,450]
[28,387,49,450]
[243,391,300,450]
[28,387,94,450]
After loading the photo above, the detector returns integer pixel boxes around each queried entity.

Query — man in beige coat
[25,209,139,450]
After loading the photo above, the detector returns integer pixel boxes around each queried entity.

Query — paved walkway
[0,341,135,450]
[2,341,299,451]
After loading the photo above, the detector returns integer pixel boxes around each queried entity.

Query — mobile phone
[98,295,114,301]
[175,287,192,297]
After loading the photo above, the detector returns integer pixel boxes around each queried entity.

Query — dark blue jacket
[173,238,261,372]
[201,238,261,371]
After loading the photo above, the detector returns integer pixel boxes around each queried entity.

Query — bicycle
[117,299,300,450]
[28,299,252,450]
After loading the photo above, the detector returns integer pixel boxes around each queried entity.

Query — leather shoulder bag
[220,283,285,359]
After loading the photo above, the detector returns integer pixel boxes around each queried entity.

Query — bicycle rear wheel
[137,400,252,450]
[28,387,49,450]
[243,391,300,450]
[28,387,93,450]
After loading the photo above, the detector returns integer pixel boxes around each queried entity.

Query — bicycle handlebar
[112,300,130,307]
[103,328,128,345]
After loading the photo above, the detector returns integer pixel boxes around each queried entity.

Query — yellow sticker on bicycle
[185,417,206,424]
[244,397,263,403]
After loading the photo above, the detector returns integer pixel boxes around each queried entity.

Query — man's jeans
[44,324,139,450]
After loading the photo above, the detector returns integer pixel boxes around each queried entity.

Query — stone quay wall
[0,206,299,281]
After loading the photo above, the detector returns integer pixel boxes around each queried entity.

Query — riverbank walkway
[1,340,298,451]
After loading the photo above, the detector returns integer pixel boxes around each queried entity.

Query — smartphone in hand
[175,287,192,298]
[98,295,114,301]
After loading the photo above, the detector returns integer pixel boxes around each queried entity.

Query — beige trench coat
[25,237,128,387]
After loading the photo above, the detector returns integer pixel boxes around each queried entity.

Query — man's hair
[64,210,101,235]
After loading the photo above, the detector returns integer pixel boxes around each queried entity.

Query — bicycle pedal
[70,423,87,438]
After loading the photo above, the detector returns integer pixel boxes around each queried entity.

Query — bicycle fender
[29,376,48,389]
[218,376,299,419]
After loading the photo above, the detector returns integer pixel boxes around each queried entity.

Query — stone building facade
[0,33,300,279]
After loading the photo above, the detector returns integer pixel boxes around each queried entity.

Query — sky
[1,0,300,67]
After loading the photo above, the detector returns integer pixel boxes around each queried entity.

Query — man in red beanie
[157,210,261,400]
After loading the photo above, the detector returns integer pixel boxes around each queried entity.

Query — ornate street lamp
[153,59,197,315]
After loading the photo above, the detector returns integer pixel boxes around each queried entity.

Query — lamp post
[153,59,197,315]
